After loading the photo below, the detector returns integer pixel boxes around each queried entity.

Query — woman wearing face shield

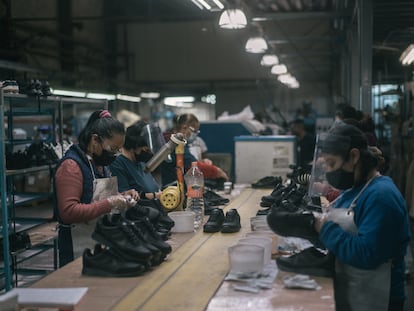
[161,113,229,186]
[109,121,162,199]
[313,124,410,311]
[54,110,140,267]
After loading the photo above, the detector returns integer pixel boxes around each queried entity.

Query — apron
[71,160,118,259]
[325,174,391,311]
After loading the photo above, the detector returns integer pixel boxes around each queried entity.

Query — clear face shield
[140,123,166,155]
[308,133,352,198]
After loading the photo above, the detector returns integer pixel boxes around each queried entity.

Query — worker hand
[312,212,328,233]
[121,189,140,201]
[216,167,229,181]
[202,158,213,165]
[107,194,136,212]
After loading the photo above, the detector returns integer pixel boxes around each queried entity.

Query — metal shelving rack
[0,92,108,291]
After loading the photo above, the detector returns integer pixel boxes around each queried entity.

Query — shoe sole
[203,226,221,233]
[82,266,145,277]
[221,226,241,233]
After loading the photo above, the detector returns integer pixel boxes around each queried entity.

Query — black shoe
[221,209,241,233]
[139,199,175,230]
[276,247,335,277]
[204,189,229,206]
[203,208,225,233]
[91,214,153,265]
[266,208,318,241]
[252,176,283,189]
[82,244,146,277]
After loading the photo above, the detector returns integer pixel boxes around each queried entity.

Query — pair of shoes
[0,80,19,93]
[252,176,283,189]
[276,247,335,277]
[82,244,146,277]
[266,208,319,241]
[203,208,241,233]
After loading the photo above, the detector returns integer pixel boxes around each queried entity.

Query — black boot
[203,208,225,233]
[221,209,241,233]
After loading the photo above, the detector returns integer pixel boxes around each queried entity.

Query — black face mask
[135,150,153,163]
[93,149,117,166]
[326,168,355,190]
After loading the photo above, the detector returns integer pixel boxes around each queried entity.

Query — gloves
[107,194,137,213]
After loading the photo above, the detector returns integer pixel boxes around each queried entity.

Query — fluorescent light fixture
[219,9,247,29]
[164,96,195,107]
[289,81,300,88]
[212,0,224,9]
[400,44,414,65]
[116,94,141,102]
[277,74,295,84]
[245,37,268,53]
[86,92,116,100]
[191,0,204,9]
[271,64,288,75]
[260,54,279,66]
[52,89,86,97]
[193,0,211,10]
[140,92,160,99]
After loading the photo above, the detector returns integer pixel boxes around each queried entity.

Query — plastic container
[184,162,204,229]
[237,237,273,266]
[169,211,195,233]
[228,244,265,276]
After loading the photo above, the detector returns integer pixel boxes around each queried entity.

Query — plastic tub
[169,211,195,233]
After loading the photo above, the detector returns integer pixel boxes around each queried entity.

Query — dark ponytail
[78,110,125,152]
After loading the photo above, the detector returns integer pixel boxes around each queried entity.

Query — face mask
[326,168,354,190]
[135,150,153,163]
[93,149,116,166]
[187,132,198,144]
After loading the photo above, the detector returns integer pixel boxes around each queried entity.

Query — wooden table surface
[31,188,334,311]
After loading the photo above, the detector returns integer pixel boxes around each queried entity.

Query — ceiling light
[245,37,268,53]
[260,54,279,66]
[271,64,287,75]
[212,0,224,9]
[51,89,86,97]
[400,44,414,65]
[86,93,116,100]
[277,73,296,84]
[164,96,195,107]
[219,9,247,29]
[116,94,141,102]
[193,0,211,10]
[140,92,160,99]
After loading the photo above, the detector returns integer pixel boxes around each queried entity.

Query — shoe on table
[203,208,225,233]
[221,209,241,233]
[276,247,335,277]
[252,176,283,189]
[82,244,146,277]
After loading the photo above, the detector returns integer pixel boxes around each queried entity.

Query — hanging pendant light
[271,64,287,75]
[219,9,247,29]
[260,54,279,66]
[245,37,268,53]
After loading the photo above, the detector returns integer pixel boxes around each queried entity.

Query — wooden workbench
[31,188,334,311]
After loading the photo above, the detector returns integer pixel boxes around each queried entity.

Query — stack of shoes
[204,189,230,215]
[0,80,19,94]
[84,211,174,277]
[276,247,335,277]
[203,208,241,233]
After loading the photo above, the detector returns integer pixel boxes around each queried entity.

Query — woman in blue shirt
[314,124,410,311]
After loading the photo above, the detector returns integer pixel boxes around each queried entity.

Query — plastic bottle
[184,161,204,229]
